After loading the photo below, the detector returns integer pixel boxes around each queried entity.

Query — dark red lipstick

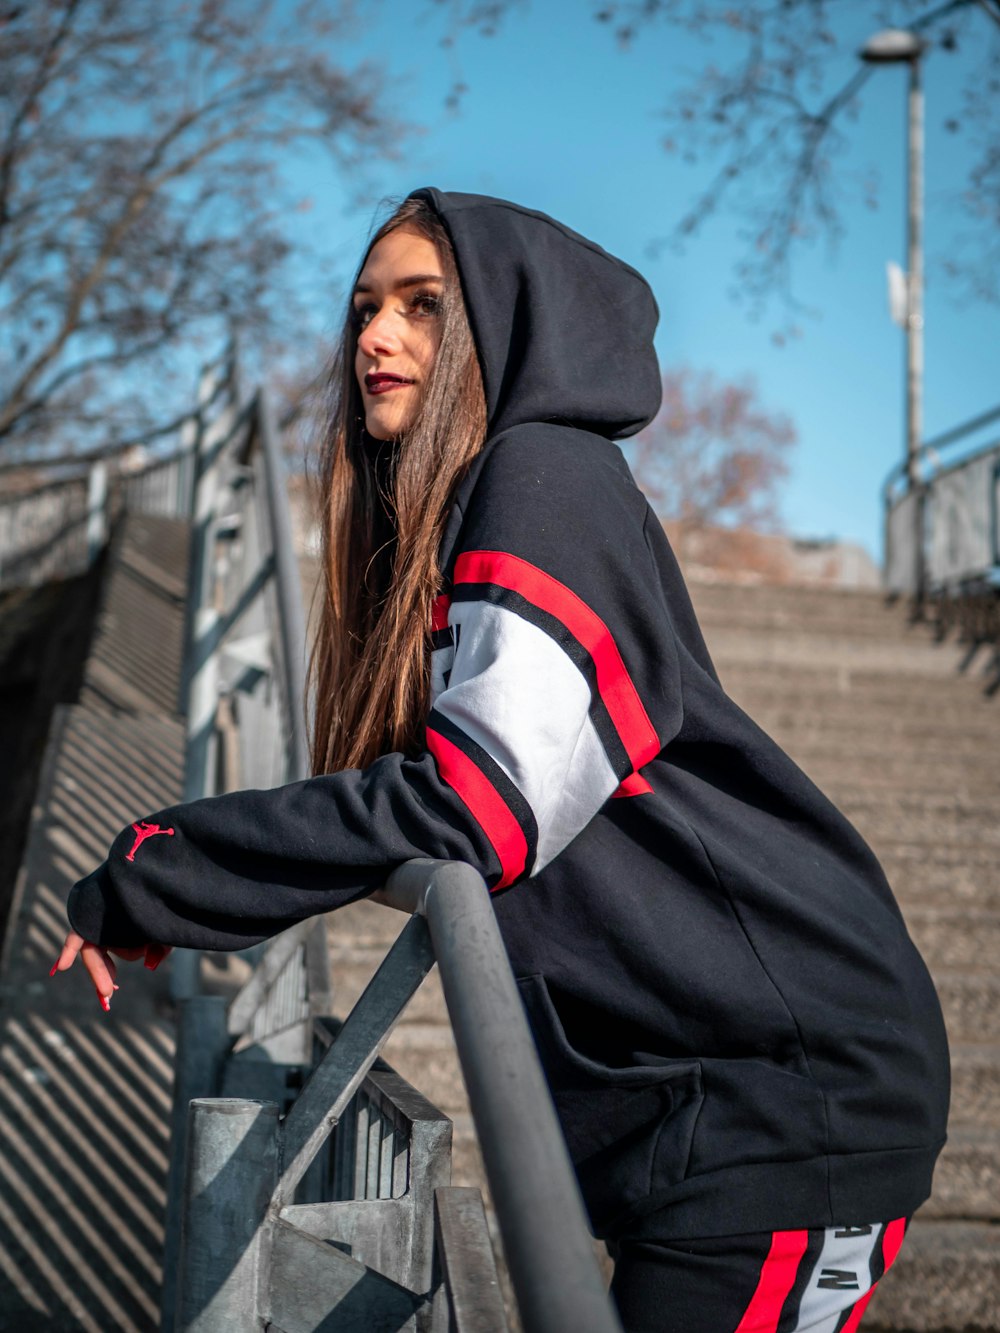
[365,372,414,394]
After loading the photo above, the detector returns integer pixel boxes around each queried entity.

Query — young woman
[56,189,950,1331]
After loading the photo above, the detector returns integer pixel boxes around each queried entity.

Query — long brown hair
[309,197,488,775]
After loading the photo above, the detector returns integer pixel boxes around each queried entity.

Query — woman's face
[353,227,445,441]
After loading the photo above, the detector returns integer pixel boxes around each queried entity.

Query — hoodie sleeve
[67,427,684,950]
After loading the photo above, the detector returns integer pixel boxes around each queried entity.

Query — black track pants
[609,1218,908,1333]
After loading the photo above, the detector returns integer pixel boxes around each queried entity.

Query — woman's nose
[357,307,400,358]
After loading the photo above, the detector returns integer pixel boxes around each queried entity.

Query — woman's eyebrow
[352,272,444,296]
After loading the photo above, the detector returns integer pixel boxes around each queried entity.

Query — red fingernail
[97,992,111,1013]
[49,962,59,977]
[145,957,162,972]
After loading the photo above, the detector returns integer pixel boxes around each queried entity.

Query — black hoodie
[69,188,949,1240]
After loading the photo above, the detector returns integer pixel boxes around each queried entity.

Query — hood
[410,188,662,439]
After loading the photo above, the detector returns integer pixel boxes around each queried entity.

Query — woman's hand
[50,932,172,1011]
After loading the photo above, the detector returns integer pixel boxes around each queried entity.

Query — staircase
[323,576,1000,1333]
[0,513,189,1331]
[691,581,1000,1331]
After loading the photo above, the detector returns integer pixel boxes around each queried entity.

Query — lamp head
[860,28,927,63]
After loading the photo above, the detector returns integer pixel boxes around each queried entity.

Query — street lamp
[860,27,928,495]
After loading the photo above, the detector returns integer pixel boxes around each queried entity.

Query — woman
[55,189,949,1330]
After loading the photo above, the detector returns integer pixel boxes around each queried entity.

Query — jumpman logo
[126,821,175,862]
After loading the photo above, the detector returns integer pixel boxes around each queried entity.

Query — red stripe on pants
[733,1230,809,1333]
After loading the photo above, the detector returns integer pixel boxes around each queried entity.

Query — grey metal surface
[382,859,622,1333]
[161,998,231,1333]
[925,444,1000,588]
[253,388,310,783]
[884,439,1000,596]
[278,914,438,1206]
[176,1098,280,1331]
[435,1187,510,1332]
[0,473,90,589]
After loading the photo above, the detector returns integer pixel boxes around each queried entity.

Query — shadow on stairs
[0,512,189,1332]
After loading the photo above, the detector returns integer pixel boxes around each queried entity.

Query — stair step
[919,1126,1000,1221]
[935,974,1000,1044]
[905,908,1000,971]
[865,1220,1000,1332]
[949,1044,1000,1126]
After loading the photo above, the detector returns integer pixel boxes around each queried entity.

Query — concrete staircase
[691,583,1000,1331]
[326,579,1000,1332]
[0,513,189,1331]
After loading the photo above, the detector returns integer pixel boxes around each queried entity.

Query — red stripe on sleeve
[839,1217,908,1333]
[613,773,653,798]
[453,550,661,773]
[426,726,528,890]
[733,1230,809,1333]
[431,594,451,632]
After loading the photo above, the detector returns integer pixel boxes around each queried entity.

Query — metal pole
[161,998,232,1332]
[906,54,924,489]
[907,52,926,603]
[86,460,107,565]
[383,860,622,1333]
[172,370,228,1002]
[175,1098,280,1332]
[255,389,311,782]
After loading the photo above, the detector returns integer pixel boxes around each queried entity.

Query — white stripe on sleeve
[433,599,619,873]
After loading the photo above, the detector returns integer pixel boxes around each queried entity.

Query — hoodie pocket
[516,974,704,1223]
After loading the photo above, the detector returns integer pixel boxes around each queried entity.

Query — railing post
[175,1098,279,1332]
[254,390,310,782]
[172,368,233,1001]
[86,460,107,565]
[161,997,231,1332]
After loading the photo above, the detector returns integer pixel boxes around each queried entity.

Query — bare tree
[453,0,1000,320]
[0,0,400,461]
[629,367,795,542]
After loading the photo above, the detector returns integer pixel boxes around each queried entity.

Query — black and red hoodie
[69,188,949,1241]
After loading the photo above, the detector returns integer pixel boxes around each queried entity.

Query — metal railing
[883,406,1000,601]
[171,860,620,1333]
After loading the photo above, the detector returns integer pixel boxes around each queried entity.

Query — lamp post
[861,27,928,597]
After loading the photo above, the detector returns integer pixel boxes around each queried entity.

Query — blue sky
[282,1,999,559]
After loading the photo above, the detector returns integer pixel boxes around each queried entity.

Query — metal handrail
[175,859,622,1333]
[381,859,621,1333]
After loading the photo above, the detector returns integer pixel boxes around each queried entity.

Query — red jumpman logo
[126,821,175,863]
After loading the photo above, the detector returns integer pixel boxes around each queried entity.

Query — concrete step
[740,697,1000,741]
[919,1126,1000,1221]
[865,1220,1000,1332]
[884,870,1000,914]
[935,974,1000,1045]
[711,635,977,681]
[949,1044,1000,1127]
[798,755,1000,796]
[689,585,918,632]
[876,841,1000,887]
[78,514,188,716]
[838,801,1000,853]
[902,907,1000,972]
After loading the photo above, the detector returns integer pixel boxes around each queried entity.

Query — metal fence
[170,860,620,1333]
[883,408,1000,601]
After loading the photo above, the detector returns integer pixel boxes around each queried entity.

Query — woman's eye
[411,291,442,317]
[352,303,376,328]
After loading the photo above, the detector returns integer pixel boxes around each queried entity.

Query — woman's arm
[65,427,684,955]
